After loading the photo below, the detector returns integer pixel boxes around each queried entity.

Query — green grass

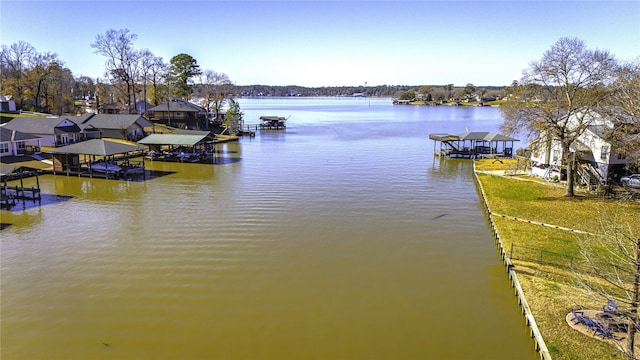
[477,172,640,359]
[479,174,638,234]
[1,112,48,124]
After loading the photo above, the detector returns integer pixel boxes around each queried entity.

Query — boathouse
[137,130,216,163]
[429,131,519,158]
[47,139,146,179]
[259,116,287,130]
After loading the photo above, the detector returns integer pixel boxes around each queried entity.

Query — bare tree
[573,208,640,360]
[91,29,139,113]
[135,49,160,115]
[603,60,640,166]
[48,63,75,115]
[198,69,231,128]
[146,56,167,105]
[443,83,454,101]
[73,76,95,101]
[418,85,432,104]
[1,41,36,108]
[501,37,617,196]
[26,51,59,111]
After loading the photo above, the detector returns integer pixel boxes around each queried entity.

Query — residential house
[150,99,207,129]
[3,117,87,147]
[100,102,127,114]
[529,112,636,184]
[135,101,154,116]
[0,95,17,113]
[72,113,153,141]
[0,126,41,157]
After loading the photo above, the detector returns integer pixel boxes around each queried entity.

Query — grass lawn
[475,162,640,359]
[1,111,48,124]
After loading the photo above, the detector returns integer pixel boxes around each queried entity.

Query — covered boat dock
[47,139,147,179]
[259,116,287,130]
[429,131,519,158]
[137,130,217,163]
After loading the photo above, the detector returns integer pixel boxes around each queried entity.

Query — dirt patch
[566,309,640,354]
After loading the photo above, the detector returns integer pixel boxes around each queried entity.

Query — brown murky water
[1,98,536,359]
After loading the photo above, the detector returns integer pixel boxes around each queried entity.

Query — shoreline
[472,162,551,359]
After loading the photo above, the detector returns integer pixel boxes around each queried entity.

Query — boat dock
[259,116,287,130]
[429,131,519,159]
[1,166,42,209]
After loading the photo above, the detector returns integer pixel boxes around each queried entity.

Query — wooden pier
[1,166,42,209]
[238,125,257,137]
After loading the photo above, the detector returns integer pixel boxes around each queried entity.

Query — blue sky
[1,1,638,87]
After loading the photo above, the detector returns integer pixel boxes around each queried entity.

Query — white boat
[90,161,122,173]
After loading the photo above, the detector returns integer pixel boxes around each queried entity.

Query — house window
[0,143,9,153]
[16,142,26,150]
[601,146,609,161]
[552,150,560,163]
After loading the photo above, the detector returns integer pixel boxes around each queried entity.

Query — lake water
[1,98,536,359]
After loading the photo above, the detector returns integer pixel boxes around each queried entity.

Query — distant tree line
[228,84,509,100]
[231,84,420,97]
[2,29,515,118]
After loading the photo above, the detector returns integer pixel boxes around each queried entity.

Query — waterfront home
[149,99,207,129]
[3,117,88,147]
[0,127,42,157]
[529,112,637,184]
[135,101,154,116]
[72,113,153,141]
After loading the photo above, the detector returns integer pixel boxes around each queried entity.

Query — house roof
[260,116,287,121]
[0,164,21,176]
[429,131,519,142]
[570,140,591,152]
[0,126,41,142]
[54,125,82,134]
[137,133,211,146]
[150,99,205,113]
[77,114,153,130]
[4,117,81,135]
[458,132,519,142]
[0,163,41,177]
[587,125,611,139]
[46,139,145,156]
[171,129,213,137]
[100,102,127,110]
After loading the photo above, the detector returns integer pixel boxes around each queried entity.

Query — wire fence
[509,244,591,272]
